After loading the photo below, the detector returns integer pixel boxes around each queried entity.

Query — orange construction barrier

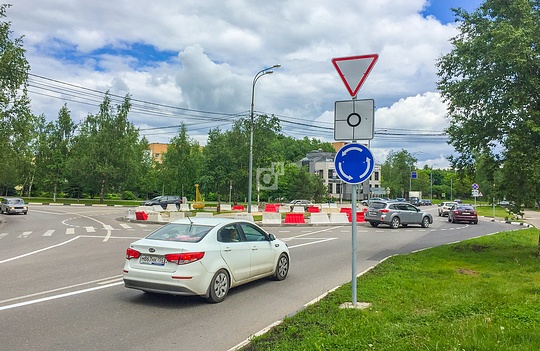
[232,205,245,211]
[284,213,305,224]
[338,208,363,222]
[135,211,148,220]
[307,206,320,213]
[264,204,277,212]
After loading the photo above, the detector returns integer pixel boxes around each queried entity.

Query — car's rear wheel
[438,211,442,217]
[421,216,430,228]
[369,221,379,227]
[473,221,478,224]
[390,217,400,229]
[206,269,229,303]
[272,253,289,281]
[448,217,452,222]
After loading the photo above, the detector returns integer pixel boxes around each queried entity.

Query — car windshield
[146,223,212,242]
[8,198,24,204]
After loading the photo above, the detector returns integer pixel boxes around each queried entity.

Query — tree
[67,93,145,203]
[381,150,420,198]
[34,105,76,200]
[161,123,202,199]
[0,4,35,195]
[437,0,540,214]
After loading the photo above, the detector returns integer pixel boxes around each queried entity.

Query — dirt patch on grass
[457,268,479,276]
[452,244,489,253]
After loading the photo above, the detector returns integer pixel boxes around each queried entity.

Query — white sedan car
[123,217,290,303]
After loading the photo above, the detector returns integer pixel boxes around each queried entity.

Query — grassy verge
[243,228,540,350]
[475,205,513,221]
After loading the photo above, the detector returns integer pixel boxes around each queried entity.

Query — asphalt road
[0,205,520,351]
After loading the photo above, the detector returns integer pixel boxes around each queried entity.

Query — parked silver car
[365,200,433,229]
[0,197,28,215]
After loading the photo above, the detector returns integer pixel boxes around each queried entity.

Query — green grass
[243,228,540,350]
[476,205,513,221]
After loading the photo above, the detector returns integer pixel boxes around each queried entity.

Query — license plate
[462,212,470,215]
[140,255,165,266]
[369,211,377,215]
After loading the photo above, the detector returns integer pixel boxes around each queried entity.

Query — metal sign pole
[351,183,357,305]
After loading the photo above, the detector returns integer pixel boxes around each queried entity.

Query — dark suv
[364,200,433,229]
[141,196,182,210]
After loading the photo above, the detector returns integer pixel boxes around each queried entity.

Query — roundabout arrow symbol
[358,157,371,180]
[338,162,353,180]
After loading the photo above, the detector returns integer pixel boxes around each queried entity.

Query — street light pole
[248,64,280,213]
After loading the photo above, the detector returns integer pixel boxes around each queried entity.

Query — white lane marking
[0,282,124,312]
[66,228,75,235]
[17,231,32,239]
[42,230,55,237]
[0,233,7,240]
[97,277,124,285]
[103,225,115,231]
[119,224,131,229]
[288,238,338,248]
[0,275,123,305]
[0,236,81,264]
[135,223,147,227]
[85,227,95,233]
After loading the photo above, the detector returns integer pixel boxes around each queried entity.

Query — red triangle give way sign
[332,54,379,97]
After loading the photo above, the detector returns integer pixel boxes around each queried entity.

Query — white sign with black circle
[334,99,374,141]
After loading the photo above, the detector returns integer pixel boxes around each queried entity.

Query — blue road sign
[472,183,479,190]
[411,171,417,179]
[334,143,375,184]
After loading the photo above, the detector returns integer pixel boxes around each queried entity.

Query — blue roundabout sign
[334,143,375,184]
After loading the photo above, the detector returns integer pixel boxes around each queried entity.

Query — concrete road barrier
[262,213,281,225]
[310,213,330,224]
[330,213,349,224]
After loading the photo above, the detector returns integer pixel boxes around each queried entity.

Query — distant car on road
[288,199,313,211]
[0,197,28,215]
[448,204,478,224]
[438,201,458,217]
[361,197,386,206]
[365,200,433,229]
[141,195,182,210]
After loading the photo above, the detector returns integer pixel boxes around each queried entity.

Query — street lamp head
[272,64,281,68]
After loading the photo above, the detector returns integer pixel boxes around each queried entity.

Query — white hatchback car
[123,217,290,303]
[438,202,458,217]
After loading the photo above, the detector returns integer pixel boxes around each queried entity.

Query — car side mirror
[268,234,276,241]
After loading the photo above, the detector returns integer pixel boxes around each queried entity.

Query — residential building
[148,143,168,163]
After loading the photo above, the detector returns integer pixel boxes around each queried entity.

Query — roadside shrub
[122,190,136,200]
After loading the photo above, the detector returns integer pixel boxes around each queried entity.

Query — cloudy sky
[8,0,483,168]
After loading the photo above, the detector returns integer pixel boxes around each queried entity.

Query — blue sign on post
[411,171,417,179]
[334,143,375,184]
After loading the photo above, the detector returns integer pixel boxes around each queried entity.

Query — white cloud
[8,0,467,167]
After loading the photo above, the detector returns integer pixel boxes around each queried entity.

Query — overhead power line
[26,72,448,141]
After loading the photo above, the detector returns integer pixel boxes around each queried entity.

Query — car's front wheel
[421,216,430,228]
[390,217,400,229]
[272,253,289,281]
[206,269,229,303]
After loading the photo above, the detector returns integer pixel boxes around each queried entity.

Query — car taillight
[126,248,141,259]
[165,252,205,265]
[380,209,390,213]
